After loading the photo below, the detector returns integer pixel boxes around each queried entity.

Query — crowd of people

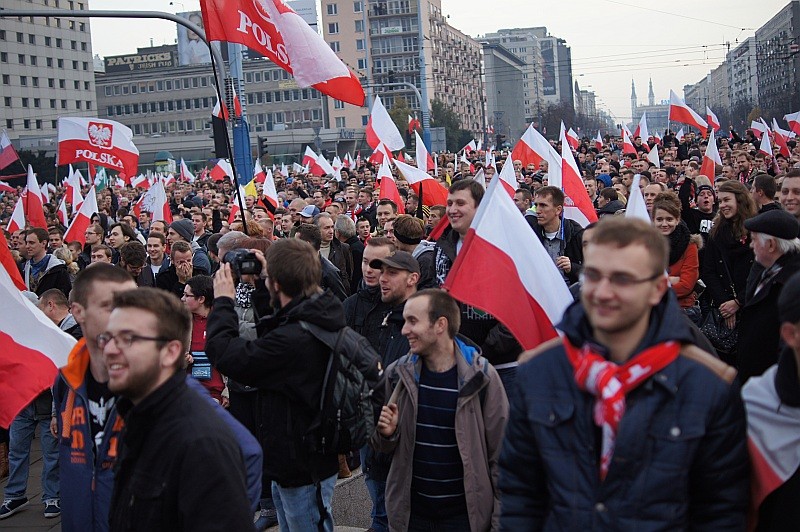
[1,124,799,531]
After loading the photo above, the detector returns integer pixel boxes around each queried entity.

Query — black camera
[223,248,262,277]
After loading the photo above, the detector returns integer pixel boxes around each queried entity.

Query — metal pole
[416,0,431,152]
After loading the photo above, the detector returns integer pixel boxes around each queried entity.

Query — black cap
[368,251,420,274]
[779,271,800,323]
[744,210,800,240]
[696,184,715,197]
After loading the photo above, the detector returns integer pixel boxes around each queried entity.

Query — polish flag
[131,180,171,224]
[210,159,234,182]
[316,152,335,177]
[40,182,50,204]
[759,130,773,157]
[180,158,195,183]
[462,140,478,154]
[622,127,637,155]
[668,90,708,137]
[56,196,69,226]
[511,123,558,169]
[750,119,769,140]
[130,174,151,190]
[414,131,435,172]
[262,168,279,209]
[652,131,662,145]
[0,130,21,171]
[633,112,648,140]
[0,182,15,194]
[594,131,603,152]
[200,0,365,106]
[497,154,518,196]
[646,144,661,168]
[566,128,580,150]
[473,169,486,189]
[0,231,25,291]
[70,179,84,213]
[74,168,87,187]
[332,156,343,175]
[394,159,449,206]
[443,174,572,350]
[368,143,394,166]
[365,95,405,151]
[707,107,721,132]
[772,119,792,157]
[57,117,139,177]
[0,260,76,428]
[700,130,722,184]
[212,84,243,120]
[625,174,651,223]
[24,165,47,229]
[675,128,685,142]
[459,152,475,175]
[5,197,25,233]
[253,161,267,184]
[212,94,228,120]
[784,111,800,136]
[407,114,421,135]
[64,186,99,245]
[377,159,405,214]
[227,185,249,224]
[553,129,598,228]
[63,165,76,204]
[343,153,354,168]
[161,173,176,189]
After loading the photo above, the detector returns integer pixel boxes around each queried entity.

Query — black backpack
[299,321,382,455]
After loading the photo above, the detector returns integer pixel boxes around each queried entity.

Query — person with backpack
[373,289,508,531]
[206,238,374,532]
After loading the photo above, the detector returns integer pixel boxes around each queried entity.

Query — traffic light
[258,136,269,158]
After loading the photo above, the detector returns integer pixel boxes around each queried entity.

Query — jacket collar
[399,336,486,398]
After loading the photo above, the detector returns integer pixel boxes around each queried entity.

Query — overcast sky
[89,0,788,123]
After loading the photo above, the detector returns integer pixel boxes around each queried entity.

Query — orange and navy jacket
[52,338,124,532]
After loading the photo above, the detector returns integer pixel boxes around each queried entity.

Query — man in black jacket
[526,186,584,285]
[104,288,252,531]
[295,223,349,301]
[21,228,72,297]
[335,215,365,294]
[206,238,344,532]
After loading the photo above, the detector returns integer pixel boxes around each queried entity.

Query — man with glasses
[499,217,749,529]
[100,288,253,530]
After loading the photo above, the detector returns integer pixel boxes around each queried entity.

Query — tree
[431,99,472,152]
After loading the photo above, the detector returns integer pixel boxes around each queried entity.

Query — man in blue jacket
[499,217,749,530]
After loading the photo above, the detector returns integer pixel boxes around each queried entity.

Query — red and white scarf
[564,339,681,480]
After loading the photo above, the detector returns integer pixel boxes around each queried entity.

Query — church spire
[648,78,655,106]
[631,79,638,117]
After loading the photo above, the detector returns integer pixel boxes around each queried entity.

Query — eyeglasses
[580,268,662,288]
[96,331,170,350]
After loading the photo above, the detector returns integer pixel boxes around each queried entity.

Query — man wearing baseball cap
[737,210,800,382]
[742,270,800,530]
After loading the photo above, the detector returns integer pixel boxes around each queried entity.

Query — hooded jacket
[498,293,749,531]
[412,240,437,290]
[22,253,72,296]
[205,290,345,487]
[372,337,509,532]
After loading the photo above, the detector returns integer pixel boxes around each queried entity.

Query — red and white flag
[414,131,435,172]
[759,129,773,157]
[772,118,792,158]
[368,143,394,166]
[750,119,769,139]
[180,158,195,183]
[669,90,708,137]
[625,174,650,223]
[594,131,603,152]
[130,174,151,190]
[622,127,637,155]
[462,140,478,154]
[64,186,99,245]
[377,159,405,214]
[210,159,234,182]
[553,129,598,228]
[57,117,139,177]
[161,173,176,189]
[675,128,685,142]
[253,161,267,184]
[0,182,15,194]
[634,114,650,149]
[366,96,405,151]
[784,111,800,136]
[511,123,559,169]
[262,168,279,209]
[56,196,69,226]
[24,165,47,229]
[473,168,486,189]
[700,130,722,183]
[444,174,572,350]
[497,154,518,197]
[40,182,50,204]
[332,156,343,175]
[707,106,721,132]
[0,258,76,428]
[394,159,449,206]
[6,197,25,233]
[212,84,243,120]
[200,0,364,106]
[131,180,172,224]
[646,144,661,168]
[0,130,21,171]
[407,114,421,135]
[566,127,580,150]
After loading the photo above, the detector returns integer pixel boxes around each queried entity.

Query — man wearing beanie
[167,219,211,275]
[678,179,716,241]
[742,270,800,530]
[391,215,437,290]
[737,210,800,382]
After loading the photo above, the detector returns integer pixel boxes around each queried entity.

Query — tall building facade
[726,37,759,108]
[0,0,96,149]
[482,28,545,125]
[528,27,573,109]
[321,0,484,143]
[482,43,526,140]
[706,63,730,114]
[755,0,800,117]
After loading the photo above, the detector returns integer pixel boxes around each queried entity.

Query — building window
[5,120,12,129]
[356,39,365,50]
[81,42,87,51]
[71,40,77,50]
[355,20,364,32]
[72,60,78,69]
[32,77,38,87]
[46,57,53,67]
[51,120,57,129]
[86,101,92,110]
[330,41,340,52]
[0,30,5,41]
[334,100,345,109]
[73,80,79,90]
[362,115,369,126]
[34,98,40,108]
[83,61,88,70]
[85,81,90,90]
[23,120,30,129]
[0,53,5,63]
[335,117,346,128]
[36,119,42,129]
[20,76,27,86]
[56,38,62,48]
[354,1,362,12]
[327,3,338,15]
[3,97,10,107]
[51,99,56,109]
[18,54,25,65]
[16,32,23,43]
[28,34,35,45]
[48,78,55,88]
[30,56,37,66]
[358,58,367,70]
[57,58,64,68]
[44,36,51,46]
[1,75,8,84]
[59,79,65,89]
[328,23,339,34]
[312,109,321,120]
[22,98,29,108]
[76,100,82,110]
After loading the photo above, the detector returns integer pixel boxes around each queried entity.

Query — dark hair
[600,188,618,201]
[39,288,69,308]
[753,173,777,198]
[112,287,191,357]
[266,238,321,298]
[170,240,192,259]
[515,188,532,201]
[535,186,566,207]
[70,262,133,306]
[240,237,272,254]
[651,191,682,220]
[377,199,398,213]
[119,241,147,267]
[186,275,214,309]
[191,211,208,222]
[108,222,136,244]
[589,217,668,276]
[711,180,757,241]
[48,226,65,237]
[295,223,321,251]
[26,227,49,243]
[448,179,484,206]
[207,233,223,256]
[366,236,395,251]
[393,214,425,241]
[408,289,461,339]
[147,231,166,245]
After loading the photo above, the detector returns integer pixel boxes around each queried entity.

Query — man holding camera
[206,238,345,531]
